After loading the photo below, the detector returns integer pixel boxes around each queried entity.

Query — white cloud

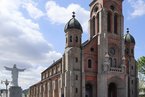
[45,1,90,32]
[0,0,61,89]
[128,0,145,18]
[23,3,44,19]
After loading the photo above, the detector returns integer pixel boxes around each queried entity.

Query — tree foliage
[137,56,145,74]
[137,56,145,97]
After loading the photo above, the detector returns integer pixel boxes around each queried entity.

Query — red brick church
[29,0,138,97]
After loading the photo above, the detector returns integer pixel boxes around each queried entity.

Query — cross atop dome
[72,11,75,18]
[127,28,129,33]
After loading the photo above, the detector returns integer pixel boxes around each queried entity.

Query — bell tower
[89,0,128,97]
[89,0,124,67]
[62,12,83,97]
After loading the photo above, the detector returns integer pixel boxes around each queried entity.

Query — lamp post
[1,79,10,97]
[0,90,1,97]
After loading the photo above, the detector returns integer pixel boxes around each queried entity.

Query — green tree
[137,56,145,74]
[137,56,145,97]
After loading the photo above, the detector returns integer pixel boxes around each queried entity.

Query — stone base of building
[9,86,22,97]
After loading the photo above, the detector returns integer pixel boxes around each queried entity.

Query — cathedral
[29,0,138,97]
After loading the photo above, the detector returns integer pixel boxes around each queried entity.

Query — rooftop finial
[72,11,75,18]
[127,28,129,33]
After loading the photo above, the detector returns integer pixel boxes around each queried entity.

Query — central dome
[64,12,83,32]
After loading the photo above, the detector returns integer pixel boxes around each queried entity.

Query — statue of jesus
[4,64,25,86]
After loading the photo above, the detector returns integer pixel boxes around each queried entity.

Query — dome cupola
[64,12,83,32]
[124,28,135,44]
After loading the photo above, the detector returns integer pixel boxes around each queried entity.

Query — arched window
[75,57,78,63]
[76,36,78,42]
[90,48,94,52]
[70,36,72,42]
[131,80,133,84]
[92,17,95,36]
[76,75,78,80]
[94,6,98,12]
[114,14,118,34]
[110,5,115,11]
[131,66,133,70]
[107,12,111,32]
[97,13,99,33]
[125,48,129,54]
[75,88,78,93]
[131,49,134,54]
[114,58,117,67]
[109,58,112,67]
[88,59,92,68]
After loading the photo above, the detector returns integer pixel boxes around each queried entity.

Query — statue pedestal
[9,86,22,97]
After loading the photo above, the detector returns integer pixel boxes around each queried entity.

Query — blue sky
[0,0,145,90]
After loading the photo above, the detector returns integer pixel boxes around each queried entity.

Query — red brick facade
[29,0,138,97]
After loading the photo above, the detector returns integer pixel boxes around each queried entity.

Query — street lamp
[1,79,10,97]
[0,90,1,97]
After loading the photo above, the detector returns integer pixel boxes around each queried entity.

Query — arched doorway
[85,84,93,97]
[108,83,117,97]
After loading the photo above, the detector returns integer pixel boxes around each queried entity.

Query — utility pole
[1,79,10,97]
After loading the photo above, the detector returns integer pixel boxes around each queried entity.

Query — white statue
[4,64,25,86]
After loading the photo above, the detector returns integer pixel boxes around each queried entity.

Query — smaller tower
[124,28,138,97]
[124,28,136,73]
[64,12,82,48]
[62,12,83,97]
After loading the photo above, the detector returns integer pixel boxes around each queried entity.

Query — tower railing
[109,67,122,72]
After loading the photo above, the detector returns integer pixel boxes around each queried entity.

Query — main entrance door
[108,83,117,97]
[85,84,93,97]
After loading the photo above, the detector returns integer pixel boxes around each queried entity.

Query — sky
[0,0,145,90]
